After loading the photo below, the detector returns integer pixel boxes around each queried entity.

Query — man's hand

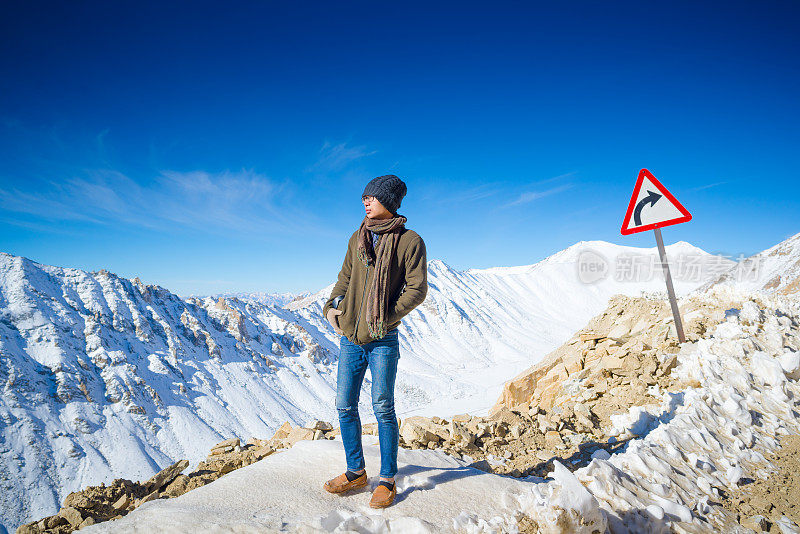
[326,307,344,335]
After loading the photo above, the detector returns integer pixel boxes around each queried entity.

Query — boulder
[211,438,240,450]
[448,420,476,447]
[137,490,160,506]
[58,506,84,528]
[15,523,42,534]
[45,516,68,529]
[284,427,316,447]
[210,445,234,456]
[306,420,333,431]
[401,416,440,445]
[253,445,275,460]
[272,421,293,440]
[163,475,190,498]
[112,493,130,510]
[145,459,189,492]
[545,431,565,450]
[467,459,493,473]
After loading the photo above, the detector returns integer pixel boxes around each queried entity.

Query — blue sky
[1,1,798,295]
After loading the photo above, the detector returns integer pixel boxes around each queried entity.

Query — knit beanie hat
[362,175,407,215]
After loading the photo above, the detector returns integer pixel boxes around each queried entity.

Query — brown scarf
[356,214,407,339]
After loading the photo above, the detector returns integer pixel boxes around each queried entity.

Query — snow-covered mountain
[219,291,314,308]
[0,256,341,533]
[697,231,800,295]
[0,240,729,531]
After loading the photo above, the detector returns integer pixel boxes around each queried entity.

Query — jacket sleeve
[322,234,354,318]
[388,236,428,324]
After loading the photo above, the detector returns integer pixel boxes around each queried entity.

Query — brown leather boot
[323,470,367,494]
[369,480,396,508]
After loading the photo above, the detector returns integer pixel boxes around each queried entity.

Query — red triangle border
[620,168,692,235]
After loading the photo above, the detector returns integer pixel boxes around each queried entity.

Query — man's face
[362,195,392,219]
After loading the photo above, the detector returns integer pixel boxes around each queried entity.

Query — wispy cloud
[424,181,504,205]
[529,171,575,187]
[502,183,574,207]
[688,181,726,192]
[306,141,377,173]
[0,168,318,237]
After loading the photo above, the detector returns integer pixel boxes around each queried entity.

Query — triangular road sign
[621,169,692,235]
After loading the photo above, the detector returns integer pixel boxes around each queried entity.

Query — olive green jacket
[322,227,428,345]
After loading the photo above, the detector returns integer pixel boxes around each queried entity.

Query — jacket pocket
[336,294,355,336]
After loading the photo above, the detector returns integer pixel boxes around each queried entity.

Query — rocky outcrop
[490,293,729,416]
[389,293,750,481]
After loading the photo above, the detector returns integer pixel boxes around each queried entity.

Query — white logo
[577,249,609,284]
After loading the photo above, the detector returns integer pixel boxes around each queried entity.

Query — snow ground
[85,435,533,534]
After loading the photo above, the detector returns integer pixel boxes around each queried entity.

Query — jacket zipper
[353,261,370,341]
[354,233,380,342]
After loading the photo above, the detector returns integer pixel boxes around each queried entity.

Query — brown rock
[599,354,625,371]
[137,490,160,506]
[112,493,130,510]
[467,459,493,473]
[254,446,275,460]
[219,461,238,475]
[272,421,293,440]
[658,354,678,376]
[537,382,561,411]
[307,420,333,431]
[15,522,42,534]
[58,506,84,528]
[284,427,316,446]
[78,516,96,529]
[63,490,93,510]
[400,416,439,445]
[536,449,554,461]
[210,445,234,456]
[211,438,240,450]
[564,356,583,375]
[145,459,189,492]
[545,431,565,450]
[573,403,591,418]
[741,515,770,532]
[44,516,69,530]
[449,420,476,447]
[163,475,190,498]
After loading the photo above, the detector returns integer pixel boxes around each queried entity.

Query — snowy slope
[0,240,728,531]
[220,291,314,308]
[0,254,341,533]
[290,240,732,419]
[697,231,800,295]
[83,285,800,533]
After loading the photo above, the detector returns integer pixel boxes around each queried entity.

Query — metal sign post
[621,168,692,343]
[653,227,686,343]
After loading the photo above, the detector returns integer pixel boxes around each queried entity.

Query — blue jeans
[336,329,400,478]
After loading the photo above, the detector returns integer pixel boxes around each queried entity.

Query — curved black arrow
[633,190,662,226]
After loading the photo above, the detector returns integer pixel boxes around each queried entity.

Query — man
[321,174,428,508]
